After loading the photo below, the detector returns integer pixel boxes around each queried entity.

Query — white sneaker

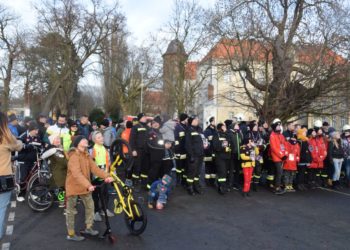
[17,196,25,202]
[94,212,102,222]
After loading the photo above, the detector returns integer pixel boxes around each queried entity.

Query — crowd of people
[1,110,350,241]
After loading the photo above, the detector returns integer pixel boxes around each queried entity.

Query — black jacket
[298,140,312,165]
[227,129,242,159]
[18,131,42,163]
[213,131,231,160]
[328,140,345,161]
[185,126,204,158]
[130,122,149,151]
[174,122,187,155]
[204,125,217,158]
[147,128,165,162]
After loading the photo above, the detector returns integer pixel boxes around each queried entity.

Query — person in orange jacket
[283,134,300,192]
[121,120,133,154]
[269,118,289,195]
[308,123,327,188]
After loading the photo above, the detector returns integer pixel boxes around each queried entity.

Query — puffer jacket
[65,148,109,197]
[159,120,176,142]
[102,126,116,147]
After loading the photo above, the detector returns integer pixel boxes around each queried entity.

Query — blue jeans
[332,158,344,181]
[0,191,12,239]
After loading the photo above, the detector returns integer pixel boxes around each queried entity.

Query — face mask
[57,123,65,128]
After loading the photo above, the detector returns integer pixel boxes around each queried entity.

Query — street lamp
[140,61,144,113]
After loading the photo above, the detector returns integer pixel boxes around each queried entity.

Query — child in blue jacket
[148,174,172,210]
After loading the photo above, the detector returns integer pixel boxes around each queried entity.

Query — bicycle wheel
[110,139,133,169]
[27,172,40,191]
[124,201,147,236]
[27,185,54,212]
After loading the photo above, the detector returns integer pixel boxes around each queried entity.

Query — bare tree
[34,0,125,115]
[154,0,211,116]
[0,5,23,111]
[209,0,350,123]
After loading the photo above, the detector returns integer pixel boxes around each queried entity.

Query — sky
[1,0,216,46]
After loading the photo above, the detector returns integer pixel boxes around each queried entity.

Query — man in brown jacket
[65,135,113,241]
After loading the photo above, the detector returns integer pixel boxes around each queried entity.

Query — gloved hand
[282,156,287,161]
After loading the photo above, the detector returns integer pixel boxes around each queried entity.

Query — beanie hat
[92,121,97,126]
[137,113,145,121]
[153,116,162,125]
[179,113,188,122]
[126,120,133,129]
[224,119,233,129]
[101,118,110,127]
[72,135,85,148]
[307,128,315,137]
[8,113,17,123]
[162,174,172,186]
[188,115,197,126]
[323,121,329,127]
[217,123,224,131]
[91,131,102,143]
[248,121,257,131]
[328,127,335,135]
[209,116,215,123]
[28,121,39,131]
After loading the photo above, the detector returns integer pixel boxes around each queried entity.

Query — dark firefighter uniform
[203,124,217,186]
[185,122,205,195]
[212,125,231,194]
[146,124,173,190]
[174,115,188,185]
[129,119,149,183]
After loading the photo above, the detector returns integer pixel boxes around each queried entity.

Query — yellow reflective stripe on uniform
[208,135,213,141]
[137,128,146,131]
[253,175,261,178]
[266,175,274,181]
[191,132,199,136]
[187,179,194,183]
[146,184,151,190]
[194,177,199,181]
[179,131,185,137]
[182,175,187,179]
[132,174,140,179]
[176,169,182,173]
[140,174,148,179]
[218,178,226,182]
[219,137,226,141]
[212,154,216,157]
[321,174,328,178]
[175,141,179,145]
[204,157,213,162]
[210,174,216,179]
[180,154,187,160]
[205,174,211,179]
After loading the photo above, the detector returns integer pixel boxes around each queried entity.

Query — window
[224,70,231,83]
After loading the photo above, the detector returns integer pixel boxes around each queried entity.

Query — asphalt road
[2,185,350,250]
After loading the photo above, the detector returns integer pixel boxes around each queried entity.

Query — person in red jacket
[283,135,300,192]
[308,124,327,189]
[269,118,288,195]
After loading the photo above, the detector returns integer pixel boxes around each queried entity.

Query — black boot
[193,182,203,195]
[176,173,182,186]
[218,183,226,195]
[187,184,195,196]
[241,191,247,198]
[252,183,258,192]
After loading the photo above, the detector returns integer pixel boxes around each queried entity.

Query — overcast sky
[2,0,216,46]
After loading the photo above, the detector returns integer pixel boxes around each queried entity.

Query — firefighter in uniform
[212,123,231,194]
[185,116,205,195]
[203,117,217,186]
[146,116,173,189]
[174,113,189,186]
[129,113,149,190]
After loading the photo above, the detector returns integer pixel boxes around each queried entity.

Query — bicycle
[26,147,65,212]
[12,142,49,199]
[109,139,147,236]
